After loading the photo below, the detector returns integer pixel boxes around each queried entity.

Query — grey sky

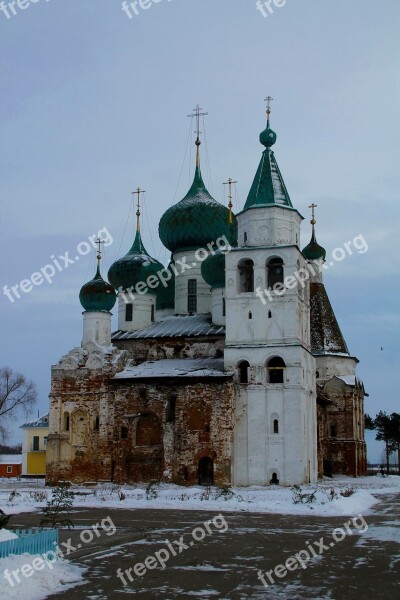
[0,0,399,461]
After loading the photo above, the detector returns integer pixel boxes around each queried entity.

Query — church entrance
[198,457,214,485]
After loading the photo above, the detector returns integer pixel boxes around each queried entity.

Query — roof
[310,282,349,356]
[20,413,49,429]
[0,455,22,465]
[112,358,233,381]
[112,314,225,340]
[242,124,293,211]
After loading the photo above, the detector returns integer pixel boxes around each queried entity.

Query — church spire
[243,97,292,210]
[130,187,147,254]
[302,203,326,261]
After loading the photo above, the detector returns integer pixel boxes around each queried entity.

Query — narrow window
[151,304,155,323]
[120,426,128,440]
[94,416,100,431]
[188,279,197,313]
[330,425,337,437]
[268,310,272,319]
[32,436,39,451]
[238,259,254,293]
[316,370,320,379]
[238,361,250,384]
[7,466,12,474]
[64,413,70,432]
[273,419,279,434]
[248,311,252,320]
[267,258,284,290]
[222,297,226,317]
[244,232,248,244]
[44,437,48,447]
[126,303,133,322]
[166,396,176,423]
[267,357,286,384]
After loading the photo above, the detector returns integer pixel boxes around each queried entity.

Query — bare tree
[0,367,37,441]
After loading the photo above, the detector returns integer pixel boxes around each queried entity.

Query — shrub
[146,481,159,500]
[340,486,355,498]
[291,486,317,504]
[40,485,74,529]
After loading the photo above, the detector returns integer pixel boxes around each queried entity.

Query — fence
[0,528,58,559]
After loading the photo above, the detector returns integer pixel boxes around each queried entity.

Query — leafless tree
[0,367,37,441]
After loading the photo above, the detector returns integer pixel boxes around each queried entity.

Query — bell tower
[225,100,317,486]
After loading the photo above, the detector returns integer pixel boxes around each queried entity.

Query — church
[46,102,367,487]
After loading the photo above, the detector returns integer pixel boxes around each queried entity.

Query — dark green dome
[108,230,164,293]
[302,227,326,261]
[159,165,238,253]
[156,260,175,310]
[201,245,231,290]
[260,125,277,148]
[79,267,116,312]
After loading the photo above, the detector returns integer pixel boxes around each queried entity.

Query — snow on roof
[112,314,225,341]
[0,455,22,464]
[113,358,233,380]
[336,375,357,386]
[20,413,49,429]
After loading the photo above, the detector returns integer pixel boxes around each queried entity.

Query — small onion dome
[159,165,238,254]
[156,260,176,310]
[260,125,277,148]
[302,227,326,261]
[108,230,164,293]
[201,245,231,290]
[79,267,116,312]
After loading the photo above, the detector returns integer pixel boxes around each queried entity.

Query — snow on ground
[0,529,18,542]
[0,475,399,518]
[0,553,86,600]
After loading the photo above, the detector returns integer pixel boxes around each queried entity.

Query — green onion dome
[108,230,164,293]
[302,227,326,261]
[260,124,277,148]
[79,267,116,312]
[159,164,238,254]
[156,260,176,310]
[201,244,232,290]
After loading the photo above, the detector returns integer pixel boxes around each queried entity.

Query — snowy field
[1,474,399,518]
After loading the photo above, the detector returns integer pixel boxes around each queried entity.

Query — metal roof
[112,314,225,340]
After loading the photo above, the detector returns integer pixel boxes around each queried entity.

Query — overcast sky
[1,0,399,461]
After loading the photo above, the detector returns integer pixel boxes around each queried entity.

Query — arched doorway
[198,457,214,485]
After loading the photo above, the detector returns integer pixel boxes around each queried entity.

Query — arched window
[244,232,248,245]
[238,259,254,293]
[238,360,250,384]
[267,357,286,384]
[267,257,284,290]
[273,419,279,434]
[94,416,99,431]
[268,310,272,319]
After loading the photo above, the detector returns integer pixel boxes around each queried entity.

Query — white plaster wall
[211,288,225,326]
[117,294,156,332]
[83,311,112,347]
[225,246,311,350]
[237,205,302,248]
[173,249,212,314]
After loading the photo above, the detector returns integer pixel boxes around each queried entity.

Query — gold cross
[309,203,317,225]
[224,178,237,224]
[264,96,274,122]
[188,104,208,141]
[132,187,146,231]
[95,238,105,267]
